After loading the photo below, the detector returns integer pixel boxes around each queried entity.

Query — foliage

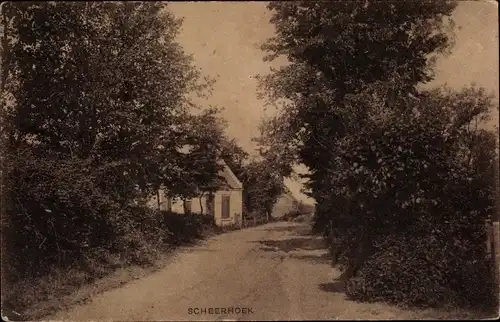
[320,85,497,307]
[164,108,227,201]
[257,0,458,200]
[1,2,222,284]
[220,137,249,179]
[336,86,498,308]
[6,150,168,279]
[241,158,286,217]
[161,211,216,245]
[345,233,498,308]
[259,0,498,308]
[2,2,212,197]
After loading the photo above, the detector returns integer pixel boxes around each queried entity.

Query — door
[184,199,192,214]
[221,195,230,219]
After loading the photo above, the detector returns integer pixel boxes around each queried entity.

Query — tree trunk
[157,190,161,211]
[331,230,344,267]
[1,5,9,95]
[206,191,214,217]
[331,247,342,267]
[199,192,204,214]
[338,244,359,281]
[337,228,371,281]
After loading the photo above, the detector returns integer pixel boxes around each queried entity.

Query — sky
[168,1,499,203]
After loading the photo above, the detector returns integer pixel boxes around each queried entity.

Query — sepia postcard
[1,1,499,321]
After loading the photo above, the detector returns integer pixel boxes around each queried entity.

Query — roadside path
[48,220,480,320]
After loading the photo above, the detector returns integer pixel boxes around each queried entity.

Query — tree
[257,0,499,307]
[257,0,458,205]
[1,2,215,278]
[3,2,212,201]
[258,0,459,257]
[220,137,249,179]
[164,108,227,213]
[242,158,285,220]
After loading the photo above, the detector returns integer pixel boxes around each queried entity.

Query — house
[271,189,300,218]
[147,160,244,227]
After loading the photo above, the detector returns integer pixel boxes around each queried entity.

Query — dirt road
[48,221,478,321]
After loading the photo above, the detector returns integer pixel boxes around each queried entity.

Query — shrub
[4,147,175,281]
[320,86,498,308]
[345,232,498,308]
[161,211,215,245]
[220,223,242,232]
[283,210,301,221]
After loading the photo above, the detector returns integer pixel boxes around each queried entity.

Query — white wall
[147,188,243,227]
[162,194,211,215]
[213,189,243,227]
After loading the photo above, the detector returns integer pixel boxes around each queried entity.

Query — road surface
[47,220,474,321]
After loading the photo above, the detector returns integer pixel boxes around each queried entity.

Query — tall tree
[257,0,458,203]
[1,2,217,278]
[164,108,227,212]
[4,2,211,201]
[258,2,499,307]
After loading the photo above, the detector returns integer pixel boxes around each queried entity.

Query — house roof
[218,159,243,190]
[159,158,243,195]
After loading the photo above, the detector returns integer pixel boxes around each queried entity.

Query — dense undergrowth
[3,197,219,318]
[312,87,499,310]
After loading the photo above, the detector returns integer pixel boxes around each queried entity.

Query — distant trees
[211,135,286,220]
[258,0,498,308]
[241,158,285,220]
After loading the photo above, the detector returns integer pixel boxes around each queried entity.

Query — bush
[283,210,301,221]
[345,233,496,308]
[292,213,312,223]
[4,147,219,282]
[161,211,215,245]
[318,87,498,309]
[220,223,242,232]
[4,148,174,281]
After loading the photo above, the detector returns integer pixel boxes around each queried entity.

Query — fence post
[493,150,500,293]
[493,222,500,281]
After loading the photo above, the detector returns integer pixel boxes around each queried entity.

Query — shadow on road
[257,237,326,253]
[263,225,313,236]
[318,281,345,294]
[255,222,328,254]
[291,253,332,265]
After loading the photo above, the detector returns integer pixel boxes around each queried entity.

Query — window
[221,195,230,219]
